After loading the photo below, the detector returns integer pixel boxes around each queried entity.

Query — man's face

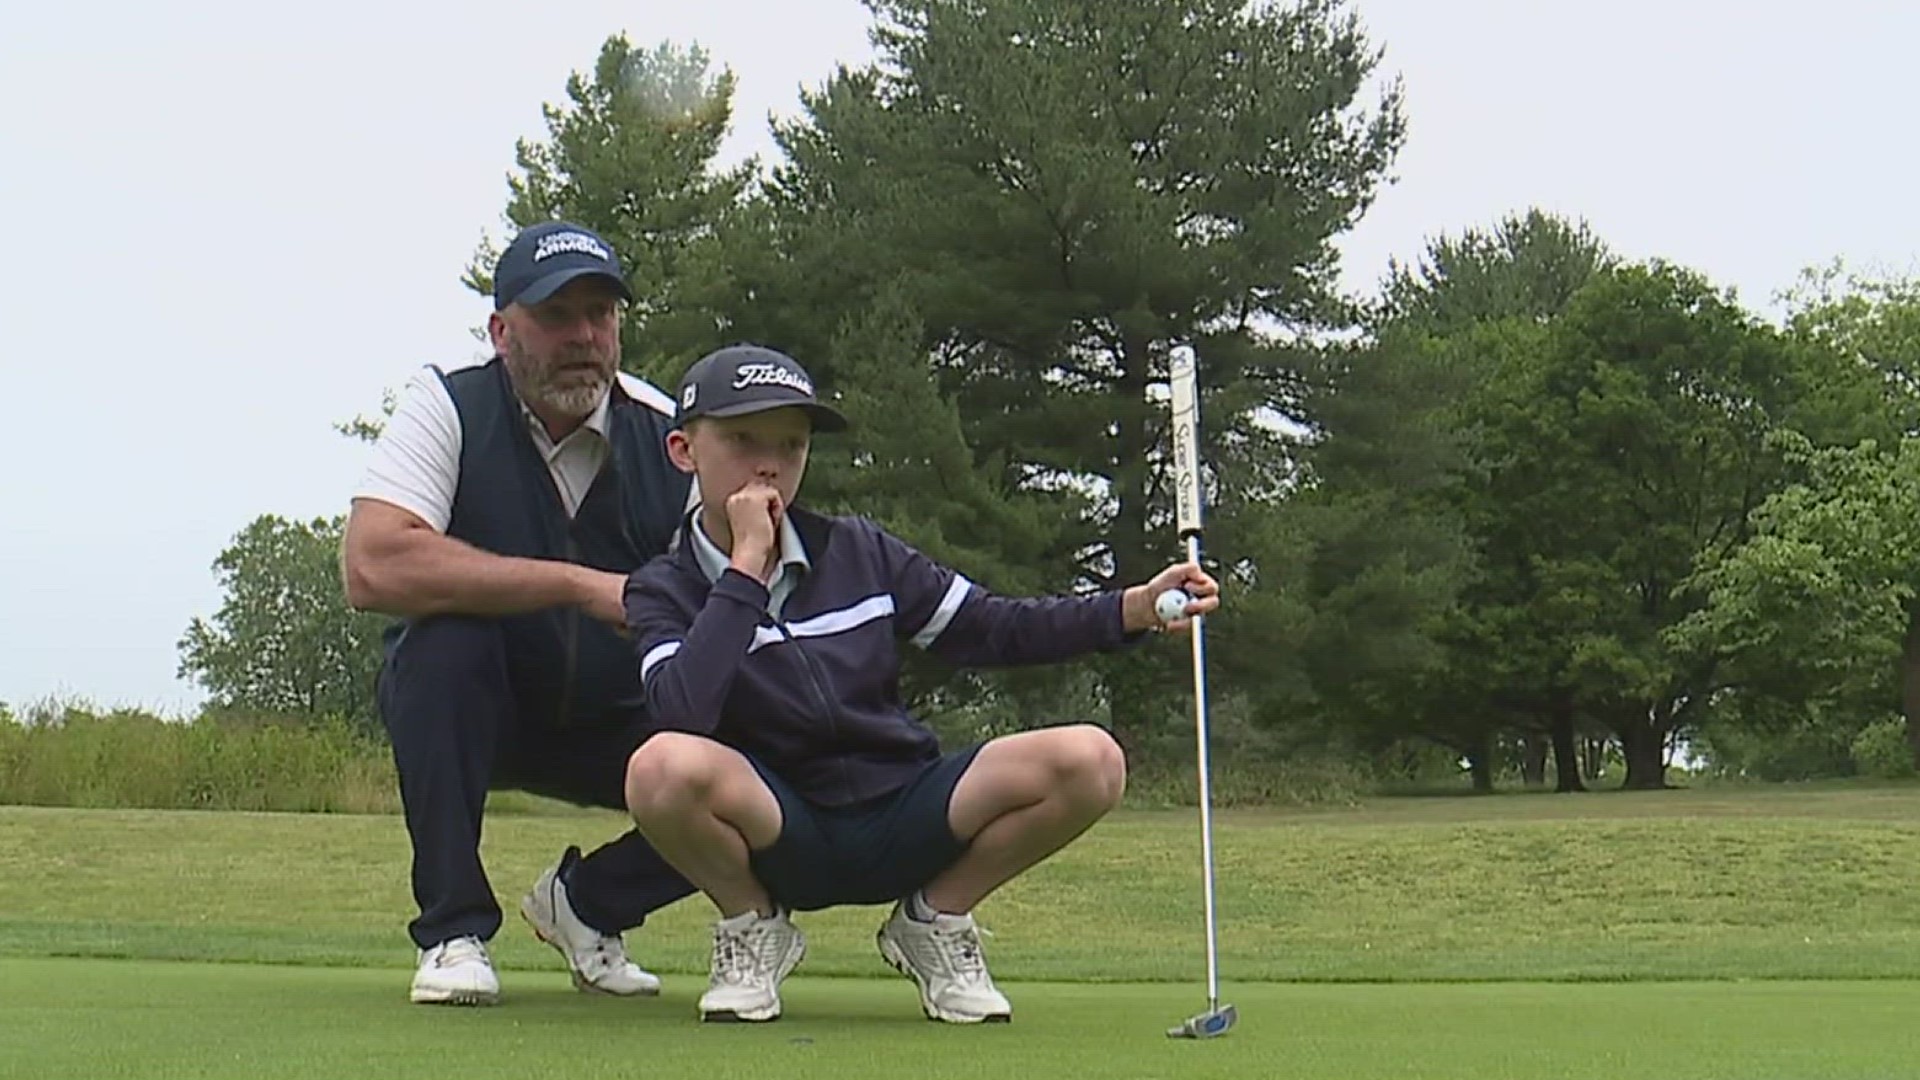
[489,276,623,421]
[668,408,813,514]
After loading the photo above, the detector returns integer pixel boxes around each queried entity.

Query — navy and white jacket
[624,507,1137,807]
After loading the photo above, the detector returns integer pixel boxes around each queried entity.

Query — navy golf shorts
[745,746,982,912]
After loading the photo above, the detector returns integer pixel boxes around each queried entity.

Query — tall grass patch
[0,701,396,813]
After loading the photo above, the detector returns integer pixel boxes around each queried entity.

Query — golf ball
[1155,588,1192,623]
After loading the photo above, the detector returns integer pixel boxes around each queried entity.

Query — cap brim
[699,399,849,432]
[506,267,634,309]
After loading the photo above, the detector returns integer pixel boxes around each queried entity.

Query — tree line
[172,0,1920,792]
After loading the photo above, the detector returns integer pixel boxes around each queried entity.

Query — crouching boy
[623,344,1220,1023]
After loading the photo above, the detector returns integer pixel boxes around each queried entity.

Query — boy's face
[668,407,813,515]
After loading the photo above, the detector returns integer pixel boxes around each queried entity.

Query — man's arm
[342,498,623,622]
[339,367,625,623]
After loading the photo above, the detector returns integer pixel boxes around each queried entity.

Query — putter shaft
[1186,532,1220,1011]
[1165,344,1232,1038]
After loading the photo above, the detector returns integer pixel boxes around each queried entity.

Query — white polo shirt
[354,365,677,530]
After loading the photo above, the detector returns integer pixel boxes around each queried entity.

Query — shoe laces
[432,937,489,969]
[552,873,630,970]
[712,917,777,985]
[587,933,628,968]
[583,933,629,968]
[930,919,993,983]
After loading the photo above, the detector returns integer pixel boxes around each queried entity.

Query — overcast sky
[2,0,1913,714]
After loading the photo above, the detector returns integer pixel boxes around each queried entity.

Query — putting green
[4,959,1918,1079]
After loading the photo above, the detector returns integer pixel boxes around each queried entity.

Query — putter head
[1165,1003,1237,1039]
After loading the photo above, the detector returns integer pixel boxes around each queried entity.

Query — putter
[1164,344,1236,1040]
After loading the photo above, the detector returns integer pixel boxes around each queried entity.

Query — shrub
[1850,717,1917,780]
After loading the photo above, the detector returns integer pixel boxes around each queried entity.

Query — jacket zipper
[774,622,852,800]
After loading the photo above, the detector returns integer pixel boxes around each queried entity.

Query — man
[622,345,1220,1023]
[343,221,694,1006]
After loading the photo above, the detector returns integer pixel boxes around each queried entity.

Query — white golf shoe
[698,909,806,1022]
[520,848,662,996]
[410,935,500,1006]
[876,903,1012,1023]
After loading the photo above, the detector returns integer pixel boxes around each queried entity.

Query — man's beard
[503,339,614,421]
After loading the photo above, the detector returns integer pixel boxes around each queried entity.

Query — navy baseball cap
[675,344,848,432]
[492,221,634,310]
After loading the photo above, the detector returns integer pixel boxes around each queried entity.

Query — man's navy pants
[377,616,693,949]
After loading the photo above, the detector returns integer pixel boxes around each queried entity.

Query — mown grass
[8,785,1920,1078]
[6,960,1918,1080]
[7,783,1920,983]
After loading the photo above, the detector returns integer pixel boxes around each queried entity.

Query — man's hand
[575,567,630,628]
[725,483,782,583]
[1121,561,1221,634]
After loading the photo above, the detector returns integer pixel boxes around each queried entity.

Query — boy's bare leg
[623,732,783,917]
[876,723,1125,1023]
[625,732,805,1022]
[921,723,1127,914]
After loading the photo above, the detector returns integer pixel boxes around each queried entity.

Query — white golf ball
[1155,588,1193,624]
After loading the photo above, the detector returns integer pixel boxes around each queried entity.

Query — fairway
[5,959,1919,1080]
[10,791,1920,982]
[8,787,1920,1076]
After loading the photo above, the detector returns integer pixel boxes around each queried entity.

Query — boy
[622,343,1220,1023]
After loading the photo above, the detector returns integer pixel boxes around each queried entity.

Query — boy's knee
[624,732,726,818]
[1053,724,1127,810]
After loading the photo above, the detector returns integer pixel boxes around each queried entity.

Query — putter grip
[1169,345,1203,538]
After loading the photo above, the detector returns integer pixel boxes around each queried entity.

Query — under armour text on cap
[492,221,634,310]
